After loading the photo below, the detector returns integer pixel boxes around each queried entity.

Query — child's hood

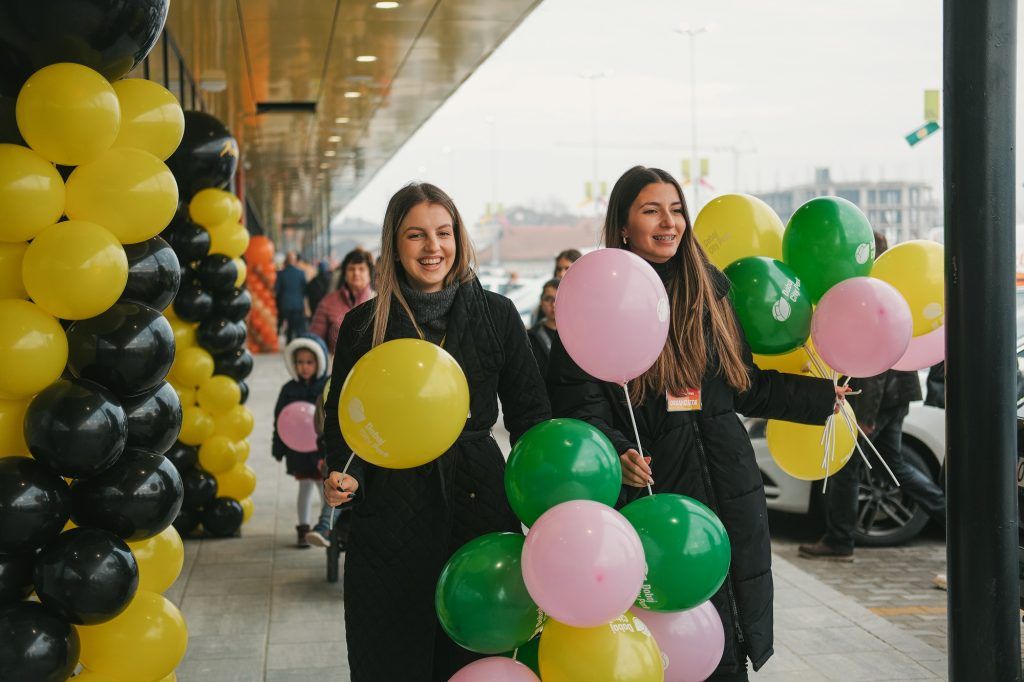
[283,334,329,381]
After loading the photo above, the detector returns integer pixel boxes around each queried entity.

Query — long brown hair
[371,183,477,347]
[603,166,750,403]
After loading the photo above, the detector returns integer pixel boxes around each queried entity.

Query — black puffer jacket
[323,277,550,682]
[546,269,835,675]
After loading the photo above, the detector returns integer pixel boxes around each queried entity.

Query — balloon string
[328,452,356,532]
[854,420,901,487]
[512,648,519,661]
[622,384,653,496]
[837,403,873,471]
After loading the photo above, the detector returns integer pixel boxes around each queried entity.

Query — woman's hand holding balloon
[619,448,653,488]
[324,471,358,506]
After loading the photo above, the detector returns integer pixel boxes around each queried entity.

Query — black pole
[944,0,1020,679]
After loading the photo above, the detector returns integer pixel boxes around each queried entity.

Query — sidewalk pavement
[166,354,948,681]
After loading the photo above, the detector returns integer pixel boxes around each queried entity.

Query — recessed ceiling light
[324,150,337,157]
[356,55,378,63]
[344,91,361,98]
[375,2,399,8]
[320,163,330,169]
[328,135,341,143]
[334,117,350,124]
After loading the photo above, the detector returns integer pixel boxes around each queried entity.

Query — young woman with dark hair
[528,277,560,378]
[321,183,550,681]
[547,165,849,680]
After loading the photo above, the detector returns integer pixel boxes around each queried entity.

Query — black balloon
[34,528,138,625]
[196,254,239,293]
[172,507,201,536]
[70,451,183,541]
[0,0,169,96]
[122,381,182,456]
[0,552,35,607]
[201,497,244,538]
[0,458,70,553]
[214,348,254,382]
[165,441,198,474]
[212,287,252,322]
[197,317,245,354]
[172,278,214,323]
[238,380,249,404]
[121,237,181,311]
[181,469,217,511]
[0,95,24,145]
[24,378,126,479]
[0,601,80,681]
[166,111,239,199]
[162,214,211,263]
[66,302,175,398]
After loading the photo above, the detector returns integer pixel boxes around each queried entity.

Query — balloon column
[245,234,280,353]
[160,111,257,539]
[0,2,192,680]
[694,193,945,483]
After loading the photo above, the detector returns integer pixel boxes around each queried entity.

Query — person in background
[306,260,333,317]
[272,334,330,548]
[800,231,947,562]
[276,252,309,342]
[547,166,848,681]
[528,278,560,379]
[321,182,550,681]
[553,248,582,279]
[310,249,376,354]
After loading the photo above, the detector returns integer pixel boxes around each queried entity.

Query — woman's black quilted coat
[323,278,550,681]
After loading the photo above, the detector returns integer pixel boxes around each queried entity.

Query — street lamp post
[675,23,713,212]
[579,70,611,215]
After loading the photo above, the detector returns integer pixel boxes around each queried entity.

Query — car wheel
[852,444,933,547]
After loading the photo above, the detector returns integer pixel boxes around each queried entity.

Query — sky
[333,0,1019,232]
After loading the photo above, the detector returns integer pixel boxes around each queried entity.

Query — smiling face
[620,182,687,263]
[397,202,456,293]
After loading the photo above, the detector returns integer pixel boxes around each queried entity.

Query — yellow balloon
[539,613,664,682]
[215,463,257,500]
[239,497,254,523]
[178,405,215,446]
[340,339,469,469]
[65,147,178,244]
[234,439,251,463]
[766,403,857,481]
[0,241,28,298]
[16,63,120,166]
[171,346,214,387]
[0,300,67,398]
[69,671,118,681]
[76,591,187,681]
[168,316,196,349]
[111,79,185,161]
[208,221,250,259]
[213,405,255,440]
[694,193,784,270]
[233,257,247,288]
[197,375,241,415]
[198,435,239,474]
[127,525,185,594]
[871,240,944,336]
[753,348,812,374]
[22,220,129,320]
[158,673,178,682]
[0,397,31,456]
[62,518,77,532]
[189,189,240,229]
[0,144,65,242]
[172,384,197,408]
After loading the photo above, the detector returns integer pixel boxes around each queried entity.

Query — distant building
[759,168,941,244]
[475,207,601,267]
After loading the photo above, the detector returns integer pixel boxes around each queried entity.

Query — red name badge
[667,388,702,412]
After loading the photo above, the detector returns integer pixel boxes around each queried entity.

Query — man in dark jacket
[275,252,308,343]
[800,369,946,560]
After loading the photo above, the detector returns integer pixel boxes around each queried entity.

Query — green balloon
[782,196,875,302]
[621,493,731,612]
[435,532,543,654]
[504,418,621,527]
[501,634,541,676]
[725,256,812,355]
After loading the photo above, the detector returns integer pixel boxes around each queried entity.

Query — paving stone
[802,650,936,680]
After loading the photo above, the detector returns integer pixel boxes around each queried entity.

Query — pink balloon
[892,325,945,371]
[811,277,913,378]
[277,401,318,452]
[521,500,646,628]
[631,602,724,682]
[449,657,540,682]
[556,249,671,384]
